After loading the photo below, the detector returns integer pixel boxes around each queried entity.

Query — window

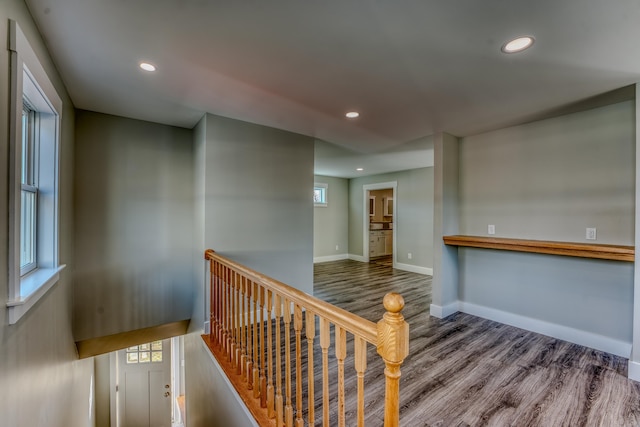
[314,183,328,207]
[125,341,164,364]
[7,20,64,324]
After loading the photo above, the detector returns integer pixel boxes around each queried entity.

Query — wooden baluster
[246,280,253,389]
[252,282,260,398]
[236,272,243,373]
[294,304,303,427]
[221,265,228,355]
[240,276,247,377]
[305,310,316,426]
[335,326,347,427]
[266,290,275,418]
[274,294,284,426]
[319,317,330,427]
[377,293,409,427]
[283,299,293,427]
[231,271,238,370]
[209,260,218,343]
[258,286,266,405]
[226,266,233,361]
[216,261,223,347]
[354,337,367,427]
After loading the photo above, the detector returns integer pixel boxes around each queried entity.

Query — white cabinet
[369,230,393,257]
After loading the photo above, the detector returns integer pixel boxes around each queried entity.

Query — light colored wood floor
[313,259,640,427]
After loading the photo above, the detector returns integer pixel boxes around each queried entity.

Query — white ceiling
[25,0,640,177]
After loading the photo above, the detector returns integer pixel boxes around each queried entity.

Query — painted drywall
[0,3,95,426]
[186,113,314,425]
[431,132,460,316]
[313,175,349,260]
[200,113,314,294]
[74,111,195,341]
[184,334,258,427]
[456,101,635,350]
[459,101,634,243]
[349,168,434,269]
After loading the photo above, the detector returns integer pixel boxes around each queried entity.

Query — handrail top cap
[383,293,404,313]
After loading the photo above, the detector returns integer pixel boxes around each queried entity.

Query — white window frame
[7,20,65,324]
[314,182,328,207]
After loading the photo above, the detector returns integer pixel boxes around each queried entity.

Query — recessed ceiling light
[356,167,364,171]
[346,111,360,119]
[139,62,156,72]
[501,36,535,54]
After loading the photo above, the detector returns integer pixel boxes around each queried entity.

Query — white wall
[74,111,195,341]
[313,175,349,261]
[0,2,94,426]
[452,101,635,356]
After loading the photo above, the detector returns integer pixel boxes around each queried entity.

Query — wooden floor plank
[313,259,640,427]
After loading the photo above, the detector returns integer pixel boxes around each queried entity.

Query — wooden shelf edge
[443,235,635,262]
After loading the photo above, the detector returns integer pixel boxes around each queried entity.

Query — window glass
[314,183,328,207]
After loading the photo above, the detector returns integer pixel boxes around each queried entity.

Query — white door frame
[362,181,397,265]
[110,338,183,427]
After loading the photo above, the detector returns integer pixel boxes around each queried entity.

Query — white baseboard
[459,301,631,358]
[430,301,460,319]
[314,254,349,263]
[394,262,433,276]
[628,360,640,382]
[348,253,367,262]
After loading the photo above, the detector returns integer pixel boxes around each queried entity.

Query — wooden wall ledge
[443,235,635,262]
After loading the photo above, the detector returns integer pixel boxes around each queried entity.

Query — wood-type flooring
[313,259,640,427]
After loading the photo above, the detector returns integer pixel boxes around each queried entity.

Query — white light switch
[488,225,495,235]
[586,228,596,240]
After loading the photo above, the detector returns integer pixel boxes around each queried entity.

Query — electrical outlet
[408,253,412,259]
[586,228,596,240]
[488,224,495,235]
[335,245,339,251]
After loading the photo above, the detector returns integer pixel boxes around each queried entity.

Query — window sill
[7,264,66,324]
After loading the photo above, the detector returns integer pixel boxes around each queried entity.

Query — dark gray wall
[0,2,94,425]
[74,111,195,341]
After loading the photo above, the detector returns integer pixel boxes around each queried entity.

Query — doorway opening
[110,336,185,427]
[363,181,397,267]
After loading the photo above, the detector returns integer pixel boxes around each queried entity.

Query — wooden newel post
[377,293,409,427]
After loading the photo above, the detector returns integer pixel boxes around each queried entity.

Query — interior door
[118,339,172,427]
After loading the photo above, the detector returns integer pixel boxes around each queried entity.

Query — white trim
[459,301,632,358]
[7,265,66,324]
[313,254,349,263]
[200,339,259,427]
[628,360,640,382]
[7,20,63,325]
[348,253,367,263]
[362,181,397,264]
[394,262,432,276]
[430,301,460,319]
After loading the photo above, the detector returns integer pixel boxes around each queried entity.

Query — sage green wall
[74,111,195,341]
[313,175,349,259]
[349,168,434,269]
[457,101,635,349]
[0,2,94,425]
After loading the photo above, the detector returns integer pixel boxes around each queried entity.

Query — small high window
[314,183,328,207]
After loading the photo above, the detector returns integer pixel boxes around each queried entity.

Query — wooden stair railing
[203,249,409,427]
